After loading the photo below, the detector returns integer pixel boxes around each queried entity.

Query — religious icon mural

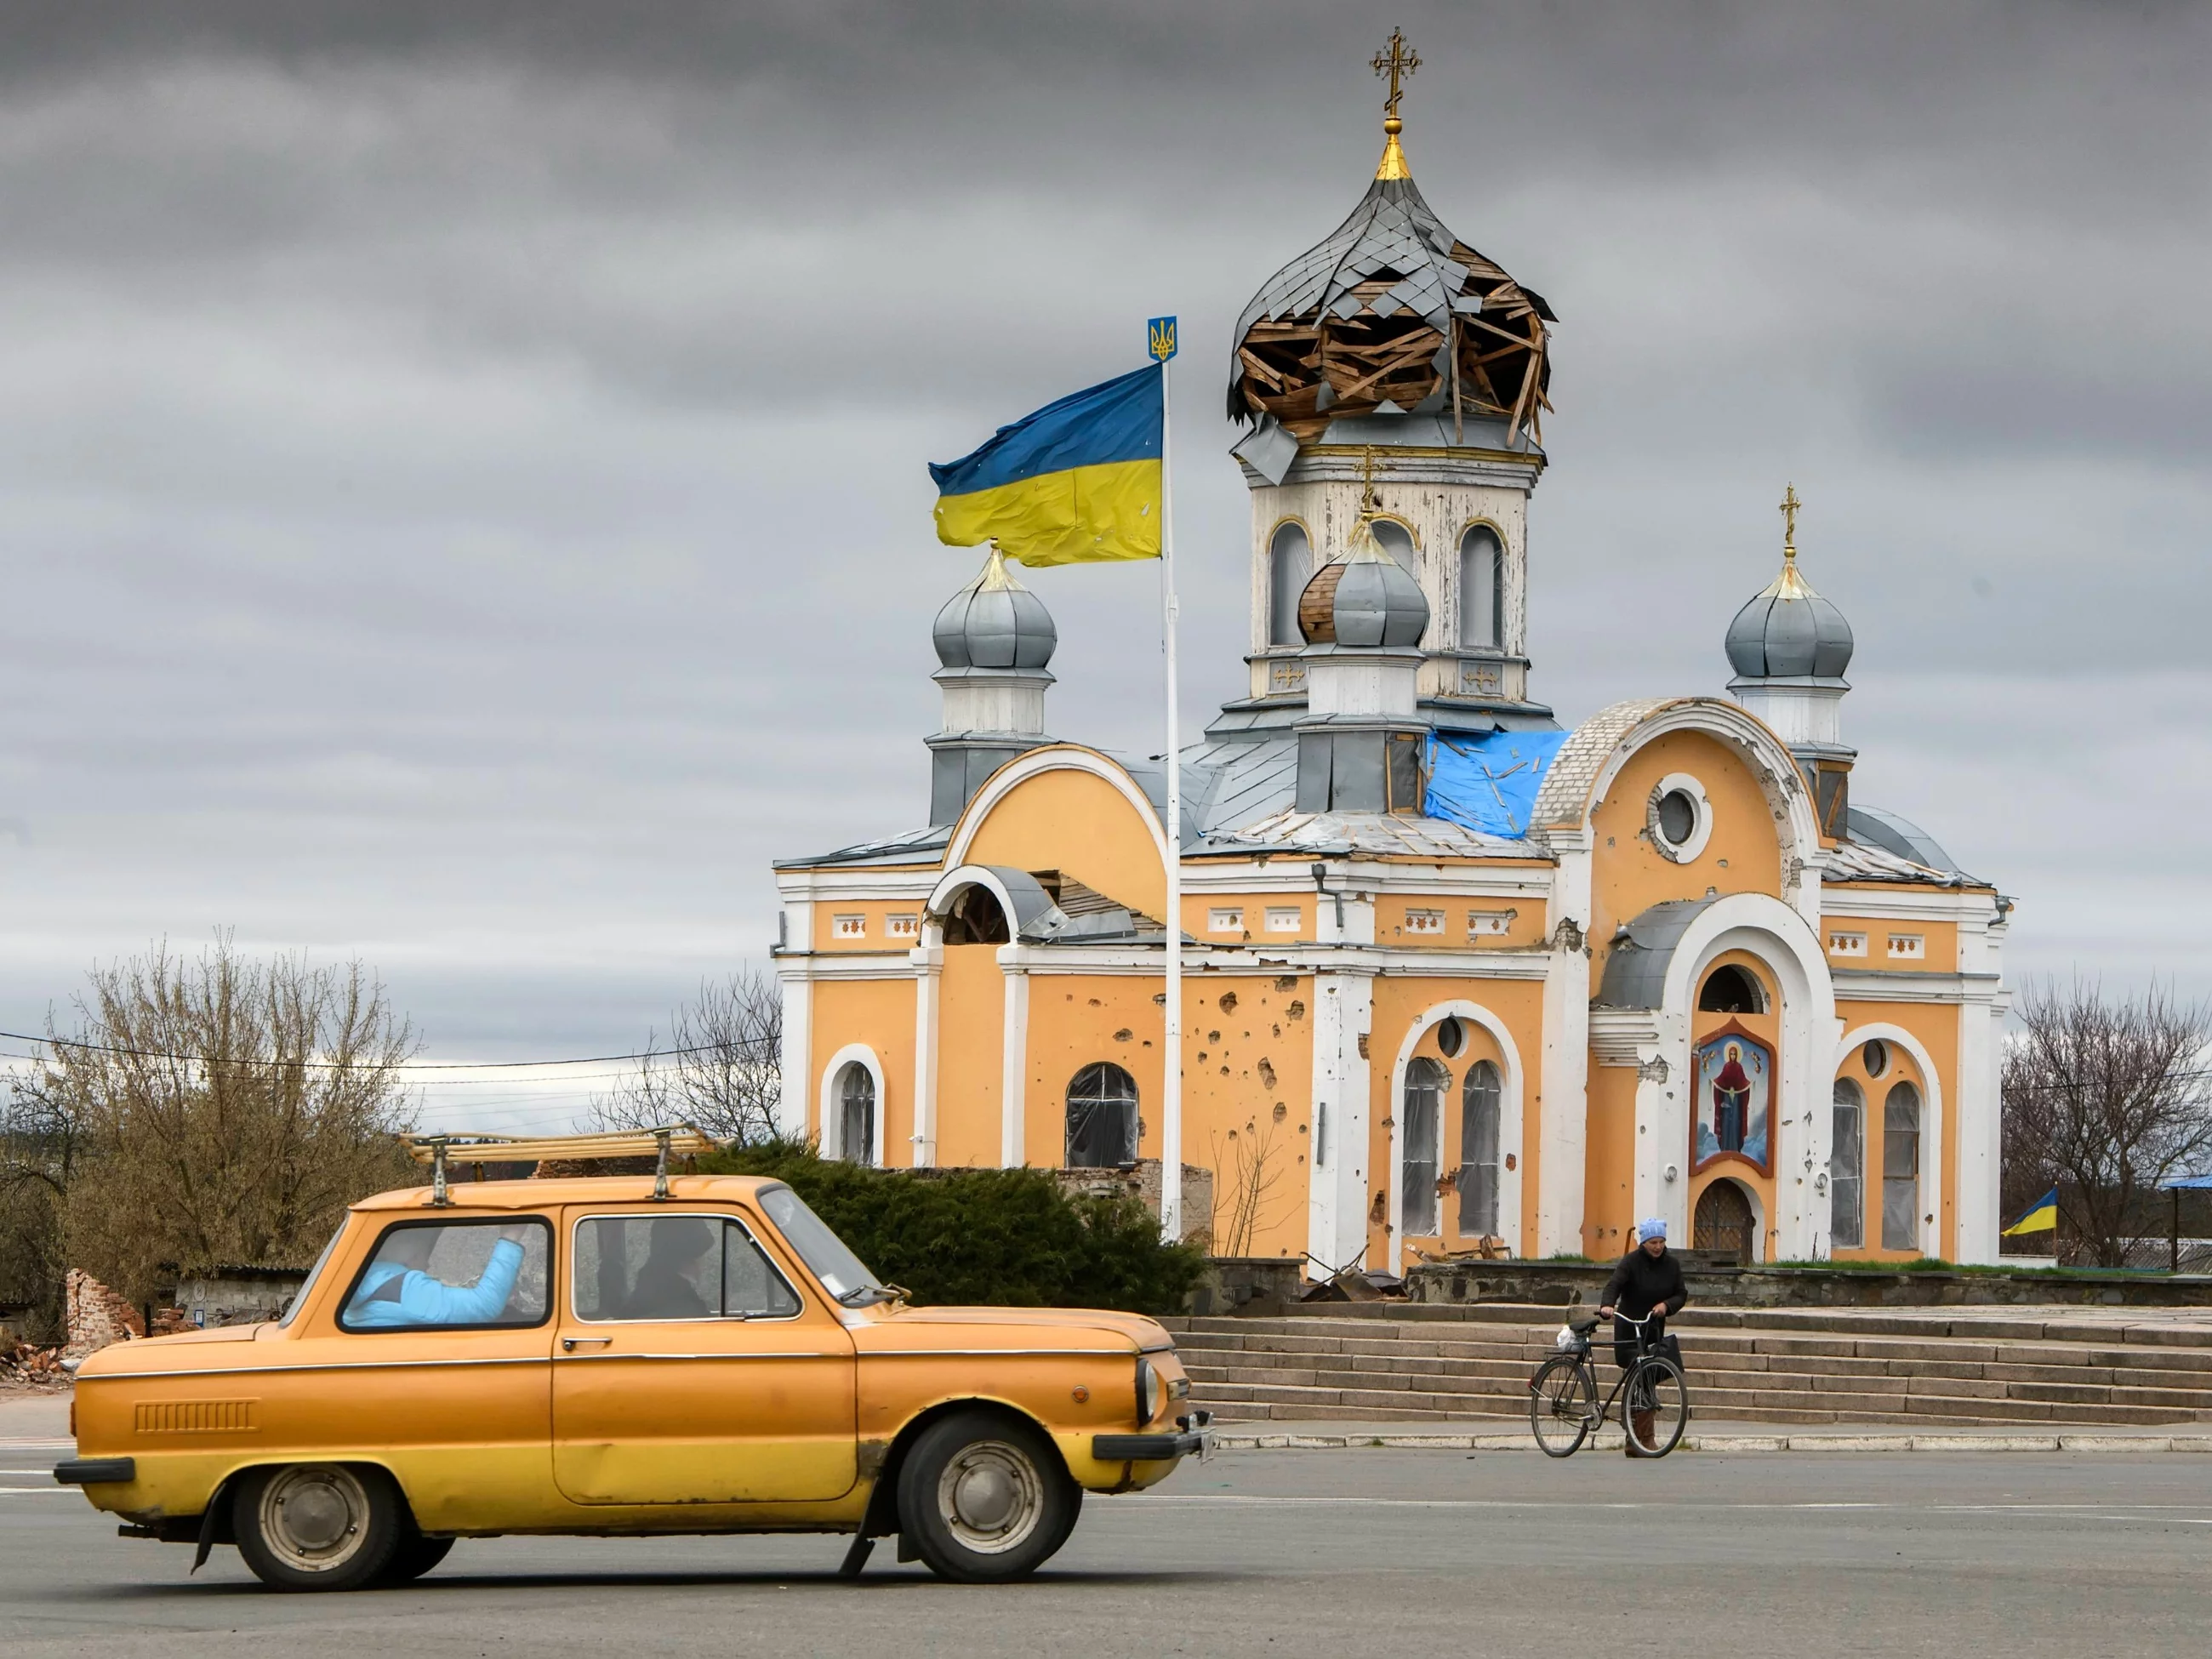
[1692,1025,1772,1172]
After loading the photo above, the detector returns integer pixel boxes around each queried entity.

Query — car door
[550,1205,858,1505]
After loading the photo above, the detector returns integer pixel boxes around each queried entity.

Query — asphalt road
[6,1440,2211,1656]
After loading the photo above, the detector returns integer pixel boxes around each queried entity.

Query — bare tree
[1209,1105,1291,1257]
[2002,979,2212,1268]
[590,968,784,1146]
[22,938,419,1304]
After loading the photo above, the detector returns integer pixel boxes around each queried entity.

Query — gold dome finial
[1371,27,1420,180]
[1766,483,1813,597]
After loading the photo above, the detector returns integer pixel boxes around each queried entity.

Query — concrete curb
[1211,1429,2212,1454]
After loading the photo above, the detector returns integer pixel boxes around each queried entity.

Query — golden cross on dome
[1780,483,1802,560]
[1371,28,1420,121]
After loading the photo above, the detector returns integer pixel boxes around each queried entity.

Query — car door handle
[562,1336,614,1352]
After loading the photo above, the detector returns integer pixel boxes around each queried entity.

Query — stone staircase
[1161,1304,2212,1429]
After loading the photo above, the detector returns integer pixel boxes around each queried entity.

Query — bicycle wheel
[1529,1354,1597,1457]
[1624,1356,1689,1457]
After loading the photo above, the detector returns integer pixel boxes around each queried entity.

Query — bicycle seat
[1568,1316,1599,1336]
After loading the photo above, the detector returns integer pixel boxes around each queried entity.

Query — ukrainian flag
[2003,1188,2058,1236]
[929,364,1162,567]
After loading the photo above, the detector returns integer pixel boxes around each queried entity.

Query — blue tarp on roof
[1424,730,1568,839]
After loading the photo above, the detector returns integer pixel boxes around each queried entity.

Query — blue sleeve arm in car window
[348,1237,526,1327]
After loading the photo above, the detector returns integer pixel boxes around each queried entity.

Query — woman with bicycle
[1598,1218,1689,1457]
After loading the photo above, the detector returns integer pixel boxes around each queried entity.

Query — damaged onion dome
[1226,142,1556,444]
[933,551,1057,670]
[1297,522,1429,648]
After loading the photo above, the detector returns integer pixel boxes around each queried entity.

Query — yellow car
[57,1170,1206,1589]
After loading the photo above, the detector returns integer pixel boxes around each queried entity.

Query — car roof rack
[402,1126,721,1206]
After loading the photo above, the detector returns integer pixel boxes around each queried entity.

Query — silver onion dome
[1725,554,1853,680]
[933,549,1058,671]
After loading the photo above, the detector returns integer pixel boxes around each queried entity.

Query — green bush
[698,1143,1206,1317]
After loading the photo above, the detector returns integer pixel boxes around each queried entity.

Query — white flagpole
[1157,341,1183,1246]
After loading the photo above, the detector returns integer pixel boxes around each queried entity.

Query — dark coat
[1600,1246,1689,1320]
[1601,1246,1689,1369]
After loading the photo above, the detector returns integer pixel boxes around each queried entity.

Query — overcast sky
[1,2,2206,1131]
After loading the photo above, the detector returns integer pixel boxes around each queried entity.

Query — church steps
[1169,1307,2212,1430]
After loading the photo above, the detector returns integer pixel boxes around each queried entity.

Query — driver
[1596,1217,1688,1457]
[346,1223,534,1327]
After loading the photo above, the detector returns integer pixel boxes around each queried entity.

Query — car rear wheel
[232,1463,405,1592]
[896,1410,1076,1583]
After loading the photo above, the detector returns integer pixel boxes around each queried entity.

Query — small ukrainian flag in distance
[2002,1188,2058,1236]
[928,365,1163,567]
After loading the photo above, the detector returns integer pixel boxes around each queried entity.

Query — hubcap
[259,1465,371,1573]
[936,1440,1043,1555]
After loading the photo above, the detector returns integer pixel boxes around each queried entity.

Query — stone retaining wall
[1405,1259,2212,1309]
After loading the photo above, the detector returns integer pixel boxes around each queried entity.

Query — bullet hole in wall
[1287,1001,1306,1021]
[1273,1103,1287,1123]
[1275,977,1297,992]
[1112,1028,1132,1043]
[1207,1029,1221,1043]
[1219,991,1238,1012]
[1257,1058,1278,1090]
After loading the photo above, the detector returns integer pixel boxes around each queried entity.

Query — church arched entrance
[1694,1179,1755,1264]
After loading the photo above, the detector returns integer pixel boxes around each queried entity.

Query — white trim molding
[998,949,1029,1168]
[1383,1001,1528,1268]
[819,1044,887,1167]
[1834,1020,1947,1263]
[1645,771,1714,864]
[944,743,1172,871]
[1639,892,1842,1260]
[909,944,943,1167]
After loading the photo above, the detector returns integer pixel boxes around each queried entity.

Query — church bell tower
[1219,30,1557,739]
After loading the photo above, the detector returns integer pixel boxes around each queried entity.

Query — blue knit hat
[1638,1217,1668,1242]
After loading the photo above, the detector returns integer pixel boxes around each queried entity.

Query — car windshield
[278,1223,345,1327]
[756,1184,891,1306]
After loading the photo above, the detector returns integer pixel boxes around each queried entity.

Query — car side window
[339,1218,551,1332]
[573,1215,801,1322]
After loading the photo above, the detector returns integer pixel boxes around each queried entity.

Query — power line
[0,1029,750,1073]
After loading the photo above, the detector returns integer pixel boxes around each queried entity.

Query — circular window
[1645,772,1713,863]
[1862,1038,1890,1079]
[1436,1016,1466,1058]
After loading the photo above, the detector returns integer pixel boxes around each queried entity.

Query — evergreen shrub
[698,1143,1206,1316]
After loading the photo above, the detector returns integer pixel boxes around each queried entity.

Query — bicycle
[1527,1309,1690,1457]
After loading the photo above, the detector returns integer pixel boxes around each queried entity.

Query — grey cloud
[0,1,2206,1094]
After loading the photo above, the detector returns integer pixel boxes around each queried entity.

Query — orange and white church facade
[770,94,2012,1275]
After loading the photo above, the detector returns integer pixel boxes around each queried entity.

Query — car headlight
[1136,1359,1164,1424]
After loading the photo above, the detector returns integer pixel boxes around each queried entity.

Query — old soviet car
[55,1168,1206,1589]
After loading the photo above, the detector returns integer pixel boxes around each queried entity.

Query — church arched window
[835,1062,877,1168]
[1458,525,1503,649]
[1268,521,1311,647]
[1882,1081,1922,1251]
[1458,1059,1502,1237]
[1065,1063,1137,1168]
[1830,1077,1864,1248]
[942,883,1009,945]
[1698,964,1766,1013]
[1401,1057,1448,1236]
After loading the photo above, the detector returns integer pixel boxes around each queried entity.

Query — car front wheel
[232,1463,406,1592]
[896,1410,1076,1583]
